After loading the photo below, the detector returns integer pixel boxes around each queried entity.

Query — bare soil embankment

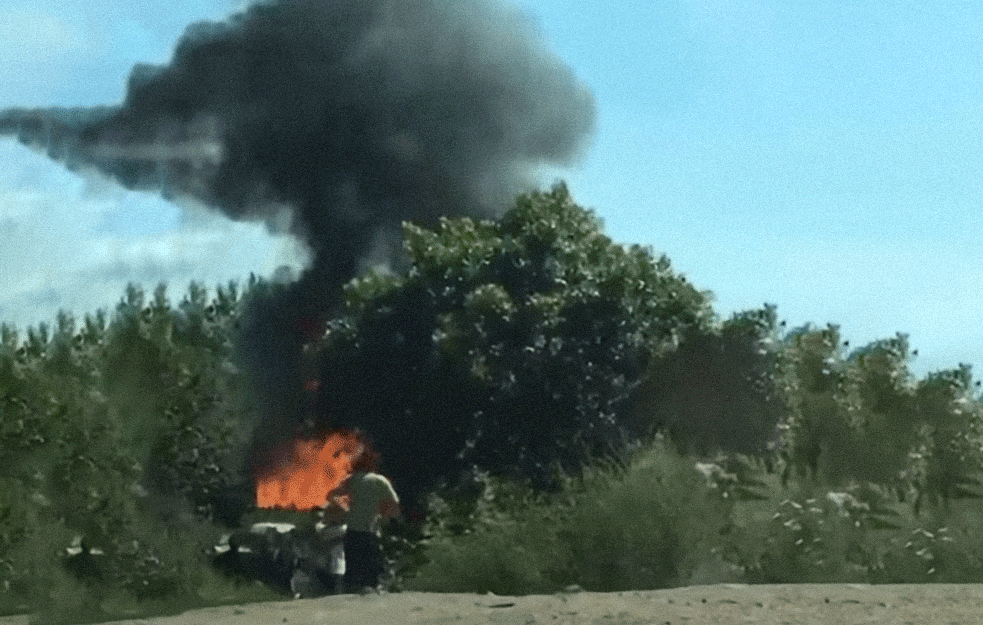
[5,584,983,625]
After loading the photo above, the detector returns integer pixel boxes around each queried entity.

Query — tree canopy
[310,185,730,504]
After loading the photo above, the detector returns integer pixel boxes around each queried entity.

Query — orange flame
[255,431,363,510]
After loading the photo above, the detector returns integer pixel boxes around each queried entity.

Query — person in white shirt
[331,442,400,592]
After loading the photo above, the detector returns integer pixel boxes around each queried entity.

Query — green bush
[402,437,983,592]
[733,485,896,584]
[402,439,734,593]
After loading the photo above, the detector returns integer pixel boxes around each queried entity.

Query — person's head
[350,445,379,473]
[352,430,379,473]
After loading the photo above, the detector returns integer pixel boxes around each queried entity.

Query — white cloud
[0,141,309,331]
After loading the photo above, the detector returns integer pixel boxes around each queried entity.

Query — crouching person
[314,499,348,594]
[333,445,400,593]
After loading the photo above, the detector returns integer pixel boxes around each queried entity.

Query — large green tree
[312,185,714,505]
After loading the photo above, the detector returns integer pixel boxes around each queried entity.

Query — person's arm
[327,477,353,511]
[378,498,401,519]
[376,475,401,519]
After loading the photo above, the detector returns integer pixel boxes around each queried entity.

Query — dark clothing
[313,570,345,595]
[343,530,385,590]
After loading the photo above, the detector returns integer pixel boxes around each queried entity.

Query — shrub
[402,439,734,593]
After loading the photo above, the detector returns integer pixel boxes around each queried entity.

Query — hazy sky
[1,0,982,377]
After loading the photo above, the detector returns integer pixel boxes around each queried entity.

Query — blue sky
[1,0,982,377]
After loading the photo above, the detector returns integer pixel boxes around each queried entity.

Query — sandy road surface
[4,584,983,625]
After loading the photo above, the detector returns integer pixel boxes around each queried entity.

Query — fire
[255,431,363,510]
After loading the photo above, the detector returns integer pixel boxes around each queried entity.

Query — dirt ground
[5,584,983,625]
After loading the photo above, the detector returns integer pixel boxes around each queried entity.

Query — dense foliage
[629,305,785,457]
[0,282,268,620]
[405,439,983,593]
[312,185,719,504]
[775,325,983,511]
[1,185,982,621]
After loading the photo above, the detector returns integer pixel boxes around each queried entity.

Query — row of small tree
[0,281,258,615]
[776,324,983,512]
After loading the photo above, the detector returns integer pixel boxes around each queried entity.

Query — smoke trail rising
[0,0,596,469]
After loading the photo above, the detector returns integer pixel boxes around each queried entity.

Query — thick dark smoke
[0,0,595,473]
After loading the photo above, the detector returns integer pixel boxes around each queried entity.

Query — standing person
[333,443,400,593]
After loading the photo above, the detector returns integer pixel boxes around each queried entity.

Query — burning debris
[254,430,363,511]
[213,430,393,597]
[212,520,346,597]
[0,0,595,483]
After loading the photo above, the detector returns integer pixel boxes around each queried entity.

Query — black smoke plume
[0,0,595,475]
